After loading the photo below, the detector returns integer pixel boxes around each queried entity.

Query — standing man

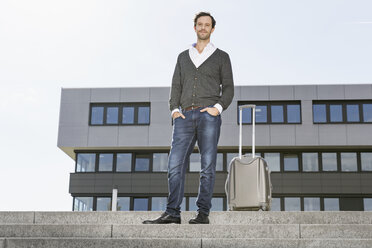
[143,12,234,224]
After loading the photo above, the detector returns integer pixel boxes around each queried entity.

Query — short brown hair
[194,12,216,28]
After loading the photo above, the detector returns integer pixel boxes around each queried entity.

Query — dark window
[313,104,327,123]
[271,198,281,211]
[346,104,360,122]
[76,154,96,172]
[98,153,113,172]
[304,197,320,211]
[91,107,104,125]
[133,198,148,211]
[122,107,135,124]
[90,103,150,126]
[116,153,132,172]
[153,153,168,172]
[284,154,299,171]
[302,153,319,172]
[106,107,119,124]
[341,152,357,172]
[256,105,267,123]
[330,104,343,122]
[287,104,301,123]
[322,153,338,171]
[363,104,372,122]
[361,152,372,171]
[117,197,130,211]
[135,154,150,171]
[138,106,150,124]
[284,197,301,211]
[96,197,111,211]
[324,198,339,211]
[271,105,284,123]
[73,197,93,211]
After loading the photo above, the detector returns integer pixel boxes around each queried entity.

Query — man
[143,12,234,224]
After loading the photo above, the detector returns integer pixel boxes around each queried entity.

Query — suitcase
[225,104,273,211]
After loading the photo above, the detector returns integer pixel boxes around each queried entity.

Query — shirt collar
[190,42,215,53]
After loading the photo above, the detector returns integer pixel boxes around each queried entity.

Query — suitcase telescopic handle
[239,104,256,159]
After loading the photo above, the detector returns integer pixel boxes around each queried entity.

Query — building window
[90,103,150,126]
[313,100,372,124]
[216,153,224,171]
[284,154,299,171]
[98,153,113,172]
[238,101,301,124]
[341,152,358,172]
[302,153,319,172]
[226,153,239,172]
[135,154,150,172]
[361,152,372,171]
[91,106,104,125]
[188,197,198,211]
[116,153,132,172]
[284,197,301,211]
[264,153,280,172]
[133,198,149,211]
[304,197,320,211]
[324,198,339,211]
[271,198,281,211]
[322,153,338,171]
[364,198,372,211]
[153,153,168,172]
[117,197,130,211]
[151,197,167,211]
[73,197,93,211]
[190,153,201,172]
[211,197,224,211]
[96,197,111,211]
[76,153,96,172]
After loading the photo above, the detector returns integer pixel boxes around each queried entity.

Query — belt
[183,106,202,111]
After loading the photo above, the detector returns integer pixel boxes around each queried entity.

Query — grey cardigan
[169,48,234,112]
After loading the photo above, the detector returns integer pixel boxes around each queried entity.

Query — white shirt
[171,42,223,116]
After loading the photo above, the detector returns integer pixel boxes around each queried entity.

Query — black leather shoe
[189,212,209,224]
[142,212,181,224]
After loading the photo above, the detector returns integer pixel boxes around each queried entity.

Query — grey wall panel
[295,124,319,146]
[213,174,227,194]
[186,174,200,193]
[281,174,302,194]
[221,101,238,124]
[59,102,90,126]
[88,126,119,147]
[301,174,322,194]
[61,88,91,103]
[269,86,294,100]
[340,174,361,194]
[301,100,313,124]
[118,126,149,147]
[346,125,372,146]
[240,86,269,100]
[317,85,345,100]
[150,87,171,102]
[131,174,151,193]
[361,174,372,194]
[149,174,168,193]
[58,126,88,147]
[218,124,240,147]
[321,173,341,194]
[344,84,372,99]
[233,86,242,101]
[239,125,270,147]
[270,125,296,146]
[113,174,132,193]
[148,124,172,147]
[150,102,172,124]
[271,173,282,194]
[294,85,317,100]
[94,173,114,193]
[91,88,121,102]
[120,88,150,102]
[318,125,347,146]
[69,174,95,194]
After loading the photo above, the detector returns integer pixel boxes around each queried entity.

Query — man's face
[194,16,214,41]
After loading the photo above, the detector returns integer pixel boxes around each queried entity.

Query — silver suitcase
[225,104,272,211]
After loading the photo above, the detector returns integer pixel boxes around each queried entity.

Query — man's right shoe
[142,212,181,224]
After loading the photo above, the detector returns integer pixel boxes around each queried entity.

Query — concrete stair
[0,211,372,247]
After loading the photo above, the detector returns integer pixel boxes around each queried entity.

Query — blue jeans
[165,106,221,217]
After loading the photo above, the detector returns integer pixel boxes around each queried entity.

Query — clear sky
[0,0,371,211]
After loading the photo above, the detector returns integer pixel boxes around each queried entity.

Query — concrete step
[2,238,372,248]
[1,211,372,225]
[1,224,372,239]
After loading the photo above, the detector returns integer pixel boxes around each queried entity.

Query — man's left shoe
[189,212,209,224]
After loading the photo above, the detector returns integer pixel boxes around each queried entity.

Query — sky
[0,0,371,211]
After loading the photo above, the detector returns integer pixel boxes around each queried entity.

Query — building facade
[57,84,372,212]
